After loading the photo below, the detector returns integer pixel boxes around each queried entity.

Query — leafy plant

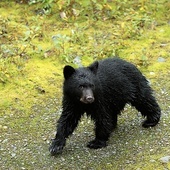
[51,34,74,62]
[52,34,70,53]
[23,26,41,41]
[29,0,54,14]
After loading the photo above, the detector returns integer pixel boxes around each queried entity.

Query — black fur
[49,58,161,155]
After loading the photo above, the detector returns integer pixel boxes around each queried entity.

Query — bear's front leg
[49,103,83,155]
[49,120,68,155]
[87,116,114,149]
[49,115,80,155]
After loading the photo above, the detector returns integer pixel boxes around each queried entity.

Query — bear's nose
[86,96,94,103]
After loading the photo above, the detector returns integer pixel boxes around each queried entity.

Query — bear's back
[97,58,145,83]
[94,58,147,102]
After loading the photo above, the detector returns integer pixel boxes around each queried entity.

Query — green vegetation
[0,0,170,169]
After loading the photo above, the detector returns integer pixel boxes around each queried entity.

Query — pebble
[157,57,166,62]
[11,153,16,158]
[150,72,155,76]
[150,159,156,163]
[159,156,170,163]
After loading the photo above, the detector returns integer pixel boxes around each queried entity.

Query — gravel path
[1,72,170,170]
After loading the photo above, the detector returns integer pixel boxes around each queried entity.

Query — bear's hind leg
[132,94,161,128]
[111,113,118,129]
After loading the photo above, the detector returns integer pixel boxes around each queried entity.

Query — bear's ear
[88,61,98,74]
[63,65,75,79]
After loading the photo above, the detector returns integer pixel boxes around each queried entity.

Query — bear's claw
[49,139,65,156]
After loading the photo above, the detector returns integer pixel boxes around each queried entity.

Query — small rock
[11,153,16,158]
[2,139,8,143]
[160,43,167,47]
[150,159,156,163]
[158,57,166,62]
[3,126,8,129]
[150,149,154,152]
[159,156,170,163]
[73,56,82,67]
[150,72,155,76]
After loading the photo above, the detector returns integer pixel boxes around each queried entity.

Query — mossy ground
[0,1,170,170]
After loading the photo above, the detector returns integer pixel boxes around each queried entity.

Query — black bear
[49,58,161,155]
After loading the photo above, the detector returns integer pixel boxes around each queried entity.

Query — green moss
[0,57,63,114]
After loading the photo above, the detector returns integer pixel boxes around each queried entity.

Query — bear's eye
[79,85,85,89]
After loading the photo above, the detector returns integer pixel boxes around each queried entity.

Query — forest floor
[0,1,170,170]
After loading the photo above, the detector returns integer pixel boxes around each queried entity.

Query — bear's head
[63,61,99,104]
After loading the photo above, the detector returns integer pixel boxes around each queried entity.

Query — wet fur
[49,58,161,155]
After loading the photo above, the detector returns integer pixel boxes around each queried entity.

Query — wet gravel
[1,72,170,170]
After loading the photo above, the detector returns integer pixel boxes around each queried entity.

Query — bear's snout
[86,96,94,103]
[80,88,95,104]
[80,95,94,104]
